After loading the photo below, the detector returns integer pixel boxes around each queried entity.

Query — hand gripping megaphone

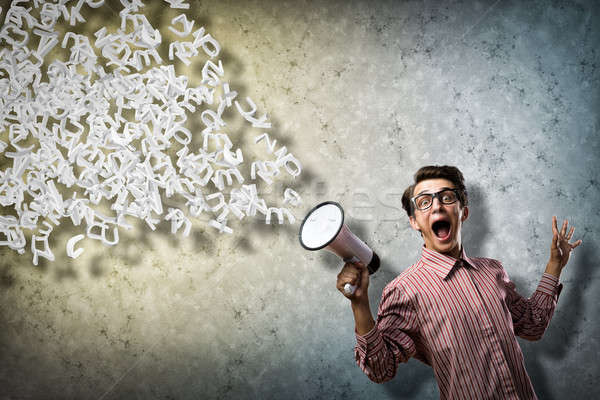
[299,201,380,294]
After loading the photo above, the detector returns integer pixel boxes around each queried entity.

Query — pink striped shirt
[355,246,562,400]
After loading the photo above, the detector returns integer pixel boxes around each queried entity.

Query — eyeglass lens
[415,190,457,210]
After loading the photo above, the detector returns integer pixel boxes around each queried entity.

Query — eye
[441,191,456,203]
[417,196,431,208]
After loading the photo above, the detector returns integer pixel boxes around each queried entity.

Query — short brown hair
[401,165,468,217]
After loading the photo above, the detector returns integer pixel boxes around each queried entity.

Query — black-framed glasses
[411,188,460,211]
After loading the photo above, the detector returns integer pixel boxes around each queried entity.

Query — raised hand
[548,216,582,274]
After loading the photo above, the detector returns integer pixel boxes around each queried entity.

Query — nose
[431,196,443,211]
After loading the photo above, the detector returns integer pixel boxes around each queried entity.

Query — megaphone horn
[299,201,380,294]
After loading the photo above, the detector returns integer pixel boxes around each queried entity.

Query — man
[336,165,582,399]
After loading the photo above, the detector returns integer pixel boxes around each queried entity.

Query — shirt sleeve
[500,265,563,341]
[354,283,418,383]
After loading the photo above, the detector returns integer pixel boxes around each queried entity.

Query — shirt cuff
[537,272,563,298]
[356,325,378,346]
[355,325,385,356]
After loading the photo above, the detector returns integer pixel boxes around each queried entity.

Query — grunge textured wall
[1,0,599,399]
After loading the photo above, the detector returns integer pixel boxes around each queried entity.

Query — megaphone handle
[343,256,360,295]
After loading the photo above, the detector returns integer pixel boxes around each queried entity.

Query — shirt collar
[420,245,478,279]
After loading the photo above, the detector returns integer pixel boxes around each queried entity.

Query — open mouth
[432,220,451,241]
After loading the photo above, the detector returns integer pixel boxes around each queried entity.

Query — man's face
[408,178,468,258]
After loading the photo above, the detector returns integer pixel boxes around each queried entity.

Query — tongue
[437,225,450,239]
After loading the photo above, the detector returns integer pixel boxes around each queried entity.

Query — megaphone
[299,201,380,294]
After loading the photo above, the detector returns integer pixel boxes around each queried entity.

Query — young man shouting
[336,165,582,399]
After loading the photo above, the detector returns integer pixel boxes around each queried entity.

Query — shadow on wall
[516,242,598,400]
[461,183,489,257]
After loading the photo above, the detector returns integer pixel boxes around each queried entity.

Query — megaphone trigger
[344,282,357,295]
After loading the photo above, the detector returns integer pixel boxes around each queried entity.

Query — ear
[461,206,469,222]
[409,215,421,232]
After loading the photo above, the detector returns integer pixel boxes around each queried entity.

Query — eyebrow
[415,187,455,196]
